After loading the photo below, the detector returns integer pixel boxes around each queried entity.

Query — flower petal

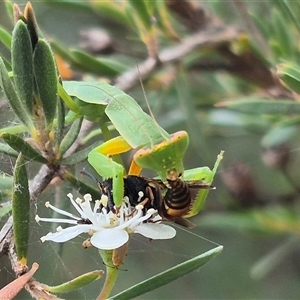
[134,223,176,239]
[41,224,93,243]
[91,229,128,250]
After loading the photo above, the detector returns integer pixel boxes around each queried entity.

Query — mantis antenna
[136,66,169,142]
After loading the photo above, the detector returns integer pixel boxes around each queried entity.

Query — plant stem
[97,249,119,300]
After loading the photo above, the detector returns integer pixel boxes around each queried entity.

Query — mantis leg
[87,136,133,207]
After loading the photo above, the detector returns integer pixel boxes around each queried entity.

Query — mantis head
[133,131,189,181]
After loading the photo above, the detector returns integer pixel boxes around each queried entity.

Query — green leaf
[60,141,101,165]
[0,142,19,157]
[46,270,104,294]
[261,124,298,148]
[11,20,34,117]
[0,55,12,71]
[55,98,65,147]
[111,246,223,300]
[5,0,14,23]
[90,1,130,26]
[277,63,300,94]
[251,237,298,280]
[199,212,267,233]
[24,2,39,48]
[12,153,30,263]
[128,0,152,30]
[217,98,300,115]
[274,0,300,35]
[0,202,12,218]
[0,124,27,136]
[1,133,47,163]
[0,58,34,131]
[58,117,83,158]
[273,10,294,60]
[0,27,12,49]
[50,40,83,69]
[71,50,127,77]
[33,39,58,128]
[0,174,13,190]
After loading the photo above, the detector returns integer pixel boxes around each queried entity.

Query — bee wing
[145,178,168,189]
[186,180,215,190]
[174,217,195,228]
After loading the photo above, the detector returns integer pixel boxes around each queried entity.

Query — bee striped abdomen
[163,178,191,217]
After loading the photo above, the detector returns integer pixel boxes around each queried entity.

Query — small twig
[114,26,239,91]
[29,164,57,202]
[0,215,13,259]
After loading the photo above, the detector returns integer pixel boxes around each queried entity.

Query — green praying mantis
[62,81,223,219]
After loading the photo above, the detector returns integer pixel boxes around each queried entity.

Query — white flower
[35,193,176,250]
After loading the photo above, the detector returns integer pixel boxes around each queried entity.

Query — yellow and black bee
[81,171,213,228]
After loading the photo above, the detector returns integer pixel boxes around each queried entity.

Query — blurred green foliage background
[1,0,300,299]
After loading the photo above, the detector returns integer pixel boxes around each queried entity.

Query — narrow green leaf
[5,0,14,24]
[273,10,293,60]
[64,171,101,200]
[0,124,27,135]
[0,57,34,130]
[262,124,298,148]
[217,99,300,115]
[0,27,12,49]
[90,2,130,26]
[33,39,58,128]
[58,117,83,158]
[60,141,101,165]
[24,2,39,48]
[11,20,34,116]
[251,238,298,280]
[111,246,223,300]
[50,40,82,68]
[128,0,152,30]
[0,142,18,157]
[0,174,13,190]
[1,133,47,163]
[55,98,65,147]
[71,50,127,77]
[0,202,12,218]
[277,63,300,94]
[12,153,30,263]
[64,109,82,124]
[1,55,12,71]
[275,0,300,35]
[38,0,90,9]
[46,270,104,294]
